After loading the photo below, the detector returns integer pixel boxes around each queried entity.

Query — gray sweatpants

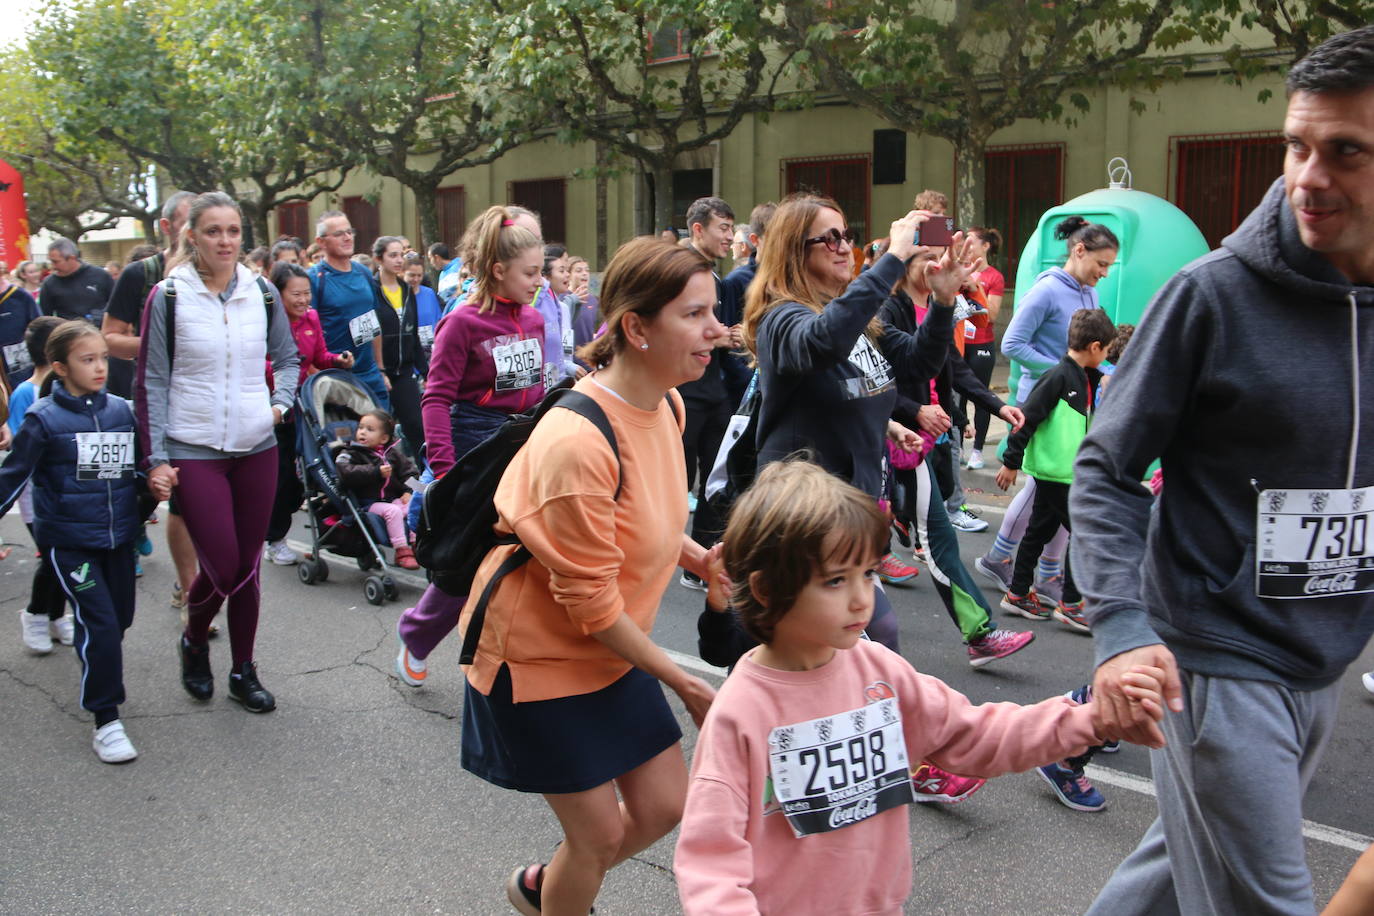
[1086,671,1340,916]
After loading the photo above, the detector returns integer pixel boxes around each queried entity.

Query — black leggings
[960,343,997,450]
[1010,479,1079,604]
[266,420,301,543]
[388,370,425,459]
[682,398,730,549]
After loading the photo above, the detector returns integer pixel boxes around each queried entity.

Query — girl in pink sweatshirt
[674,460,1165,915]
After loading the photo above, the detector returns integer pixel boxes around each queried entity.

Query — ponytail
[1054,216,1118,255]
[459,206,542,314]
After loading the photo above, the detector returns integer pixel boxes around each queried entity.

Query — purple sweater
[421,298,546,476]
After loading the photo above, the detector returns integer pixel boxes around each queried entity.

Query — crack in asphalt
[912,824,981,868]
[0,665,83,722]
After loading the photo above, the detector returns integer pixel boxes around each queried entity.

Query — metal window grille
[782,155,872,246]
[1173,133,1284,250]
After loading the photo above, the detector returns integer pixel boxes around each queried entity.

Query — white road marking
[1087,763,1371,852]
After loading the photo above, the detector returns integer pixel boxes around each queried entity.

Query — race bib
[767,698,913,838]
[1257,486,1374,598]
[349,311,382,347]
[848,336,892,394]
[75,432,134,480]
[492,337,542,391]
[3,341,31,374]
[562,327,575,358]
[418,325,435,351]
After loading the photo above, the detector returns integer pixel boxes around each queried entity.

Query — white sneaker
[966,449,985,470]
[266,540,299,566]
[50,615,75,646]
[20,611,53,653]
[1363,671,1374,695]
[92,720,137,764]
[948,507,989,533]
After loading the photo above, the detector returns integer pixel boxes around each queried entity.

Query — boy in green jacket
[995,309,1119,631]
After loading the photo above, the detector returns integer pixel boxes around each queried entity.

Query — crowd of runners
[2,24,1374,916]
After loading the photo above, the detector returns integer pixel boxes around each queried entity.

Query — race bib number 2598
[768,698,912,838]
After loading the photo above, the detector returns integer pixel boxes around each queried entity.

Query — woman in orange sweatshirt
[458,237,723,916]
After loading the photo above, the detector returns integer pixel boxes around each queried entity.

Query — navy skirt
[462,665,682,794]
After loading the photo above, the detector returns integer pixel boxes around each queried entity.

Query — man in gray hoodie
[1072,27,1374,916]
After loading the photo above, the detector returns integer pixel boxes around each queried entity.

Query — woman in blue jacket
[977,216,1118,603]
[0,320,145,763]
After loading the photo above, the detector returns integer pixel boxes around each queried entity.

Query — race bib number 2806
[767,698,912,838]
[1257,486,1374,598]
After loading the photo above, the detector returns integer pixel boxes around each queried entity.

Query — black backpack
[417,381,676,665]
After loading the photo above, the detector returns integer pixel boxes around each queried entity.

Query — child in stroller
[334,409,421,570]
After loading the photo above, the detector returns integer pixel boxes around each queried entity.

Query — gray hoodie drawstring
[1348,290,1361,490]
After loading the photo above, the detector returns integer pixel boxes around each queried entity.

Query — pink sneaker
[911,762,986,804]
[878,552,919,585]
[967,628,1035,667]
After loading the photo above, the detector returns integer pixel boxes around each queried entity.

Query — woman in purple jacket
[394,206,546,687]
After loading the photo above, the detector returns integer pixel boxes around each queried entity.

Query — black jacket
[374,281,429,377]
[879,289,1005,430]
[754,254,951,499]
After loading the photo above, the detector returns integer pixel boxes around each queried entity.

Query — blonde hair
[577,237,711,369]
[166,191,242,279]
[723,458,888,643]
[743,194,880,356]
[459,206,542,314]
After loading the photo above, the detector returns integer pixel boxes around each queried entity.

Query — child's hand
[1119,665,1169,724]
[380,463,392,479]
[995,465,1018,491]
[703,543,731,612]
[401,492,411,505]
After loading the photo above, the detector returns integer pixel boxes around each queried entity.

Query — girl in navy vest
[0,320,143,763]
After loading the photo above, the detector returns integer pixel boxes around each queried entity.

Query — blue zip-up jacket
[1001,267,1100,403]
[0,283,40,387]
[0,380,141,549]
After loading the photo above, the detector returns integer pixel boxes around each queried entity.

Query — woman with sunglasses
[742,194,969,652]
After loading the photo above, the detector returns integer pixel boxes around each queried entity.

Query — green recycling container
[1005,184,1209,406]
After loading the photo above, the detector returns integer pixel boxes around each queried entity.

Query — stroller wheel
[364,576,386,606]
[315,558,329,582]
[298,560,318,585]
[381,576,399,601]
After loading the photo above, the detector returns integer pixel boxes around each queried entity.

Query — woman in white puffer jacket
[136,191,299,714]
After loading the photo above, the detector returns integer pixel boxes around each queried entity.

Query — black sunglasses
[803,227,858,253]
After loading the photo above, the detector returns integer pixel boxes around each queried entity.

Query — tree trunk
[650,160,674,239]
[412,181,440,253]
[952,132,990,231]
[594,138,609,269]
[139,214,157,245]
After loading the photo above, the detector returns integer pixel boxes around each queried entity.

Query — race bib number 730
[767,698,912,838]
[1257,486,1374,598]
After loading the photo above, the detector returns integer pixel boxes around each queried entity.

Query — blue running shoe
[137,534,154,557]
[1037,763,1106,812]
[134,559,143,578]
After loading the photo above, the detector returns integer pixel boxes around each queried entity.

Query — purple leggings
[173,448,278,667]
[398,582,467,661]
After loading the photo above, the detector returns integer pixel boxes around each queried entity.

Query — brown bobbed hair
[723,457,889,644]
[577,237,711,368]
[743,193,881,356]
[459,206,542,314]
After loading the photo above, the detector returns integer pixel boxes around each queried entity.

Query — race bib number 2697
[1257,486,1374,598]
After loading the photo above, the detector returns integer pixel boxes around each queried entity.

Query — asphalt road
[2,483,1371,914]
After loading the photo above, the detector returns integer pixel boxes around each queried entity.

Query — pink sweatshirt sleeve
[675,776,760,915]
[420,314,468,477]
[902,668,1100,776]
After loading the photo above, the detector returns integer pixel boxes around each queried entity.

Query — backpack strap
[553,390,623,501]
[164,278,178,370]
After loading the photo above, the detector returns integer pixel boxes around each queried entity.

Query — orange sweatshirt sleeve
[502,413,627,635]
